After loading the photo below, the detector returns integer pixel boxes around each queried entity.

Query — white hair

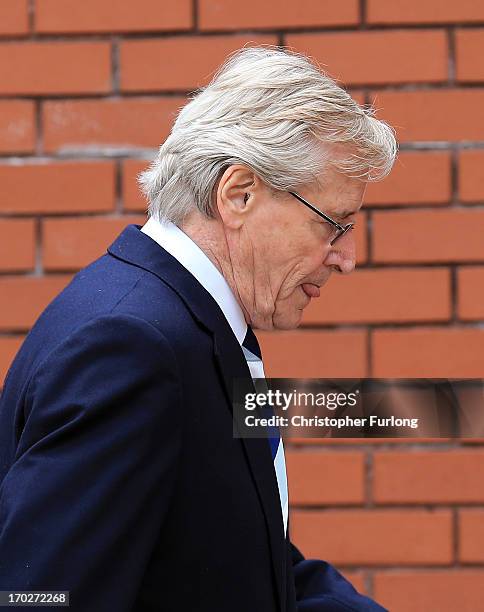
[138,45,397,225]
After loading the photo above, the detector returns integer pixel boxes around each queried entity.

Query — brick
[122,159,150,211]
[365,151,451,206]
[199,0,359,31]
[43,98,186,153]
[373,328,484,378]
[456,29,484,82]
[0,100,35,154]
[348,91,365,106]
[354,213,367,265]
[285,451,365,506]
[290,509,452,565]
[459,150,484,202]
[374,570,484,612]
[0,42,111,96]
[0,219,35,272]
[43,215,146,271]
[286,30,447,86]
[373,209,484,263]
[459,510,484,562]
[0,276,72,331]
[370,89,484,142]
[36,0,192,34]
[258,330,367,378]
[0,0,29,37]
[458,266,484,320]
[374,451,484,504]
[302,268,451,324]
[120,35,277,92]
[0,336,25,386]
[0,161,115,214]
[368,0,484,24]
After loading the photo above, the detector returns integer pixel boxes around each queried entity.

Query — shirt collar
[140,216,247,346]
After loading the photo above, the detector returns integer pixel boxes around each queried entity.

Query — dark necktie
[241,326,288,535]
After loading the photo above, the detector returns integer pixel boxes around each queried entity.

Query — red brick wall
[1,2,483,610]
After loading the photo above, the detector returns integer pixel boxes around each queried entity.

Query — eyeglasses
[288,191,355,246]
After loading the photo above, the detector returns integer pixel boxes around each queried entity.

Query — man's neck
[180,212,250,323]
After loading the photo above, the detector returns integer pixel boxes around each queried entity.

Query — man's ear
[216,165,257,229]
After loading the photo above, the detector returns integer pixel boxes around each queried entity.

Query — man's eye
[323,224,339,238]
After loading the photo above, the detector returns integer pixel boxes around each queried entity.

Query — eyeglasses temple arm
[288,191,345,230]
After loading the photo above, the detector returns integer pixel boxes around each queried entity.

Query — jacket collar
[140,216,247,345]
[107,224,287,610]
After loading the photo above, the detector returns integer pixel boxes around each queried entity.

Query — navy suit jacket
[0,224,387,611]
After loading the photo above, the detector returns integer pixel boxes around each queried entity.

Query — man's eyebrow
[336,209,358,220]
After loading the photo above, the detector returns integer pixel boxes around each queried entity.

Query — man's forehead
[313,168,366,217]
[338,195,365,219]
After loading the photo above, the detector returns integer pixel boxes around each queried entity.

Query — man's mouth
[301,283,321,298]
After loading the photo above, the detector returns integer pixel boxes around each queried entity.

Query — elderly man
[0,47,396,611]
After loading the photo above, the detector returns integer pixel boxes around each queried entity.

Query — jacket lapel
[212,332,287,612]
[107,224,286,611]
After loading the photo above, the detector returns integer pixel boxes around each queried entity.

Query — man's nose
[324,233,356,274]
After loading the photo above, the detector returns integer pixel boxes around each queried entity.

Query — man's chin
[271,309,304,331]
[251,300,305,331]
